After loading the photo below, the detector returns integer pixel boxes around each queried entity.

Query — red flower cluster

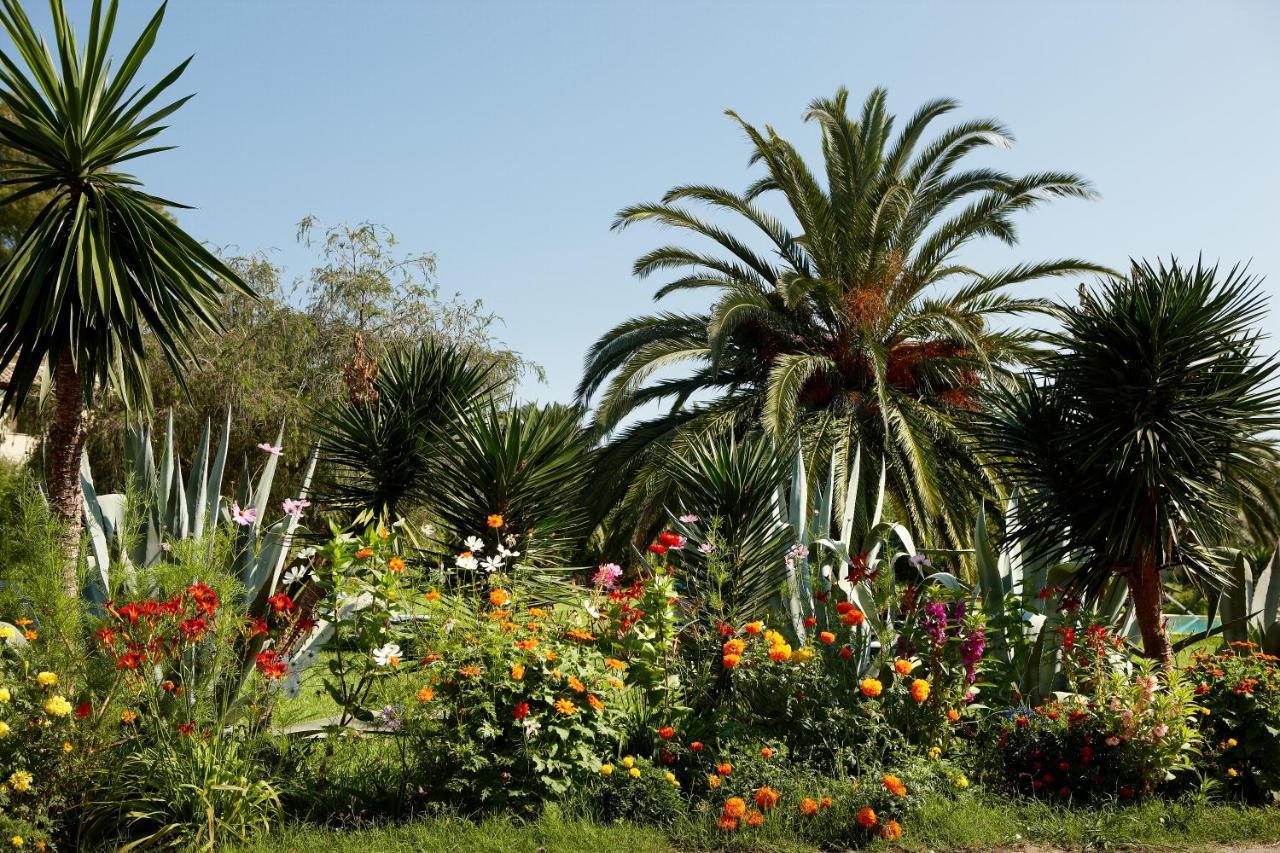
[255,649,288,680]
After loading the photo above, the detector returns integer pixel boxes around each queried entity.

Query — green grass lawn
[231,793,1280,852]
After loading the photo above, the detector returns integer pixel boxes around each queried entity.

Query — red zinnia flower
[647,544,667,555]
[513,701,530,720]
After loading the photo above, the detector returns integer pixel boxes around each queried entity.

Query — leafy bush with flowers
[1186,642,1280,801]
[0,629,81,851]
[582,754,687,826]
[977,617,1199,801]
[401,571,625,810]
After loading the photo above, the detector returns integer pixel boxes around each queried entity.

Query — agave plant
[1218,548,1280,655]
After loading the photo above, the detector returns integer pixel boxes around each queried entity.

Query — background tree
[978,260,1280,667]
[579,87,1105,551]
[0,0,253,594]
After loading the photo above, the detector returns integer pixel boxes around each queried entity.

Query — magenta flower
[257,442,283,456]
[592,563,623,589]
[282,498,311,519]
[230,502,258,526]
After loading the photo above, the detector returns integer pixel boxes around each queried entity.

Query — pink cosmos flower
[679,514,700,523]
[283,498,311,519]
[698,542,716,554]
[257,442,283,456]
[592,563,623,589]
[230,502,258,526]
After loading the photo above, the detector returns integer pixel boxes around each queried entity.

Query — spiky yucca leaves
[432,403,593,566]
[579,87,1106,548]
[979,260,1280,667]
[663,433,794,624]
[0,0,254,594]
[312,339,500,521]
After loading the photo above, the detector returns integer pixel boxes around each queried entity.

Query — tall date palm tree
[580,88,1106,545]
[0,0,252,594]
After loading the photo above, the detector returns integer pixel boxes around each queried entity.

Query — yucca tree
[0,0,252,594]
[979,260,1280,668]
[579,87,1106,547]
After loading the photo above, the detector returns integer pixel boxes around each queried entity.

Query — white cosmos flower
[522,717,542,735]
[464,535,485,553]
[498,545,521,560]
[296,546,317,561]
[481,555,505,573]
[282,566,309,585]
[373,643,402,667]
[455,553,479,572]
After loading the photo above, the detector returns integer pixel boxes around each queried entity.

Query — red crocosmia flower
[74,702,92,719]
[95,627,116,645]
[179,617,209,642]
[246,616,270,638]
[116,651,146,670]
[647,544,667,555]
[267,593,296,613]
[513,701,530,720]
[255,651,288,680]
[117,603,142,624]
[176,721,196,736]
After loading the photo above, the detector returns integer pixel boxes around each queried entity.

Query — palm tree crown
[580,87,1105,545]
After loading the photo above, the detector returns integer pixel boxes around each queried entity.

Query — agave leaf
[973,502,1005,618]
[157,409,175,527]
[185,417,210,540]
[838,443,862,546]
[205,407,232,532]
[80,451,112,602]
[250,421,285,530]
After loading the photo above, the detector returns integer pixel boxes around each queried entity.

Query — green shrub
[1187,644,1280,801]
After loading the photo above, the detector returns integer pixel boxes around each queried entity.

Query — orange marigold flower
[768,644,792,662]
[566,628,595,642]
[707,773,722,789]
[489,588,510,607]
[722,654,742,669]
[818,631,836,644]
[120,709,138,724]
[716,761,733,776]
[745,809,764,828]
[753,786,780,810]
[604,658,627,670]
[458,664,482,678]
[723,797,747,818]
[879,819,902,841]
[658,725,676,740]
[528,607,548,619]
[799,797,819,816]
[883,774,907,797]
[717,815,738,832]
[690,741,704,751]
[545,651,557,662]
[947,708,960,722]
[820,796,832,810]
[743,621,763,635]
[511,664,525,681]
[894,658,915,675]
[568,676,586,693]
[515,638,539,651]
[417,686,435,702]
[722,638,746,656]
[841,608,866,627]
[357,548,374,559]
[486,514,505,528]
[425,589,441,602]
[910,678,931,702]
[860,678,883,698]
[587,694,605,711]
[554,698,577,715]
[760,747,773,759]
[857,806,878,828]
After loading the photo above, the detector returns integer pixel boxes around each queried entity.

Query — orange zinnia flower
[388,557,405,573]
[753,786,780,810]
[486,514,505,528]
[554,698,577,715]
[857,806,877,828]
[909,678,930,703]
[723,797,747,818]
[489,588,510,607]
[799,797,819,816]
[882,773,907,796]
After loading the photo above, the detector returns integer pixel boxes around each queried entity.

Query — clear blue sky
[80,1,1280,402]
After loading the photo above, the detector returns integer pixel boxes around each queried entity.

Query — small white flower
[455,553,479,572]
[498,545,521,559]
[464,535,485,553]
[373,643,402,667]
[481,555,505,573]
[419,523,436,537]
[504,534,518,547]
[522,717,542,735]
[392,518,407,528]
[282,566,309,585]
[296,546,317,561]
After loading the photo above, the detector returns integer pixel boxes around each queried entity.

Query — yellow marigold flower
[417,687,435,702]
[120,709,137,724]
[511,664,525,681]
[600,763,614,775]
[894,658,916,675]
[707,773,722,789]
[1227,738,1238,748]
[587,694,605,712]
[10,837,20,849]
[791,647,813,663]
[487,514,505,528]
[910,678,930,703]
[628,767,640,778]
[35,672,57,688]
[43,696,72,718]
[489,588,510,607]
[663,771,676,783]
[954,774,969,789]
[769,643,792,662]
[554,698,577,715]
[8,770,32,793]
[621,756,635,768]
[0,722,9,738]
[0,627,11,640]
[604,658,627,670]
[928,746,941,759]
[62,742,72,753]
[859,678,883,698]
[0,688,9,703]
[1228,768,1239,778]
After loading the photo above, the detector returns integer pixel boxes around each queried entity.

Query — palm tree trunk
[1128,555,1173,670]
[46,349,87,599]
